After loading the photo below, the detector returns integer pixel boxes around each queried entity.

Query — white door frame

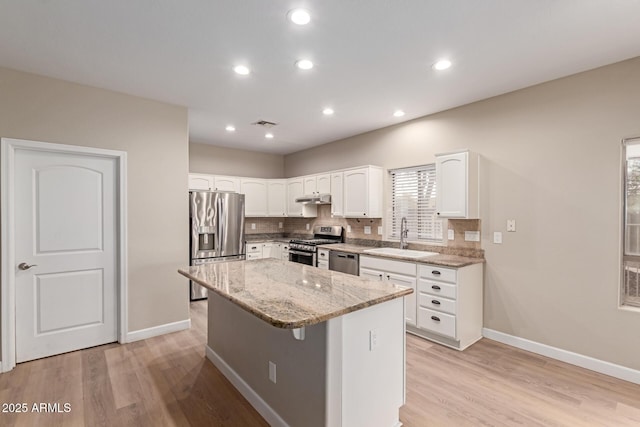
[1,138,128,372]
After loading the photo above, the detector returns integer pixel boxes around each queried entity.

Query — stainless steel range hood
[295,193,332,204]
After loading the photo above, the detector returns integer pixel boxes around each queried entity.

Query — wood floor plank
[1,300,639,426]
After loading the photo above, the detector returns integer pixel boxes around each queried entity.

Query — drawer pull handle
[431,316,441,322]
[431,300,441,305]
[431,285,441,290]
[431,270,441,275]
[386,274,390,279]
[378,274,383,279]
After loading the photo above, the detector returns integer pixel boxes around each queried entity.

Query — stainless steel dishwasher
[329,250,359,276]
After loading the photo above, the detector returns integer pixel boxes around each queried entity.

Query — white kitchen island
[179,258,412,427]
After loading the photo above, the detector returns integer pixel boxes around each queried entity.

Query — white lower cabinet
[413,262,483,350]
[360,255,483,351]
[360,256,417,327]
[246,243,263,260]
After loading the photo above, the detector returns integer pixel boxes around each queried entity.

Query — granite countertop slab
[320,243,484,267]
[178,258,412,329]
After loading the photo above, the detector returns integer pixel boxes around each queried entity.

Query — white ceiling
[2,1,640,155]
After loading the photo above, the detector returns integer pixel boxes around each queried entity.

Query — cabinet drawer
[318,249,329,261]
[418,293,456,315]
[360,256,416,276]
[317,260,328,270]
[418,264,456,283]
[417,279,457,299]
[247,253,261,260]
[417,307,456,339]
[247,244,262,253]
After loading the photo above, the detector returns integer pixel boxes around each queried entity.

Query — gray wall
[189,142,284,178]
[284,57,640,370]
[208,293,326,427]
[0,66,190,353]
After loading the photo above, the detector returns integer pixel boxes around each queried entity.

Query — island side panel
[207,292,327,427]
[335,296,405,427]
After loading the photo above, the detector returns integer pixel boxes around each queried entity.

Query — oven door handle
[289,250,314,257]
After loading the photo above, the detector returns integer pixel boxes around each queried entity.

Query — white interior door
[14,148,118,363]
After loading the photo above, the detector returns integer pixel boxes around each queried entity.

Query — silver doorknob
[18,262,37,270]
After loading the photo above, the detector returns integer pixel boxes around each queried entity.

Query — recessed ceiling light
[432,59,452,71]
[323,108,334,116]
[288,9,311,25]
[296,59,314,70]
[265,133,274,139]
[393,110,405,117]
[225,125,236,132]
[233,65,250,75]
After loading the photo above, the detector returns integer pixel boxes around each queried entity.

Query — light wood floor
[0,301,639,426]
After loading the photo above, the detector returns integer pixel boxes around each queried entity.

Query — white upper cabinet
[316,173,331,194]
[435,150,479,218]
[213,175,240,192]
[188,174,240,192]
[331,172,344,217]
[303,176,317,194]
[241,178,268,217]
[303,173,331,195]
[287,178,317,217]
[188,173,214,191]
[267,179,287,217]
[343,166,383,218]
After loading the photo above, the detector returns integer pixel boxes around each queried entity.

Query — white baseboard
[125,319,191,343]
[0,361,3,373]
[205,345,289,427]
[482,328,640,385]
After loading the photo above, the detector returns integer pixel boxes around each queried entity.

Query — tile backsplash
[244,207,483,257]
[246,205,383,239]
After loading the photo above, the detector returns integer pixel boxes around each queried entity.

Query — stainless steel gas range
[289,226,343,266]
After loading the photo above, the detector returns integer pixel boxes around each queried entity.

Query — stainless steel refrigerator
[189,191,245,300]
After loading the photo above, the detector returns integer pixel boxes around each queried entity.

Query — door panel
[15,149,117,363]
[36,166,103,253]
[36,269,104,333]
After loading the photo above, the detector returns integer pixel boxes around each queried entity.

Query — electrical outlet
[347,225,352,233]
[493,231,503,244]
[448,229,455,240]
[251,223,256,230]
[377,226,383,235]
[369,329,380,351]
[507,219,516,232]
[278,222,283,229]
[464,231,480,242]
[306,223,310,230]
[269,361,277,383]
[364,226,371,235]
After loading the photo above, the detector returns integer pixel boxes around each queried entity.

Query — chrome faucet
[400,217,409,250]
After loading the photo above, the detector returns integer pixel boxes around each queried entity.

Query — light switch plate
[278,222,283,229]
[364,226,371,235]
[251,223,256,230]
[448,229,455,240]
[347,225,352,233]
[268,361,277,383]
[507,219,516,232]
[493,231,502,244]
[369,329,379,351]
[377,226,383,235]
[464,231,480,242]
[306,223,310,230]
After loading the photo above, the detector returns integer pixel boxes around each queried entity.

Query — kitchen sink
[362,247,439,258]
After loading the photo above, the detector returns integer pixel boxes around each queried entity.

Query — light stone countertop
[321,243,485,267]
[178,258,412,329]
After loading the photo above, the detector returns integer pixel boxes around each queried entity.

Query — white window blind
[389,165,442,242]
[623,138,640,307]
